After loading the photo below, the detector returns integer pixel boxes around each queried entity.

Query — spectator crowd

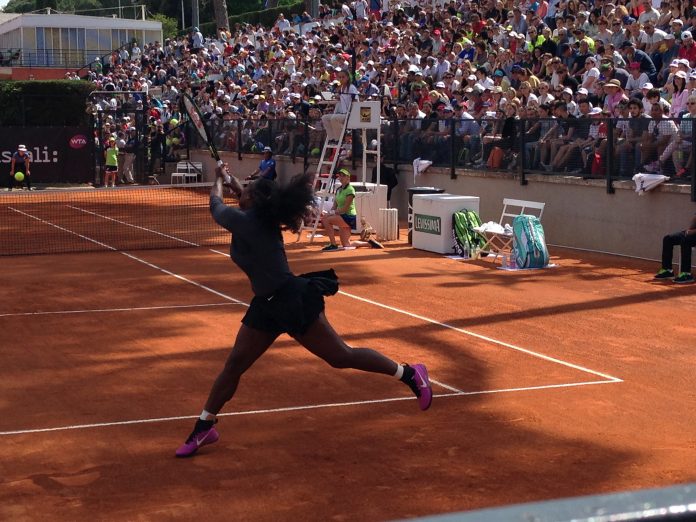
[86,0,696,181]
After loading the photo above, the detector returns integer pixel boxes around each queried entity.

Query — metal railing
[0,48,105,68]
[96,113,696,200]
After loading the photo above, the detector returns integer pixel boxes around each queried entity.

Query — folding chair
[480,198,545,262]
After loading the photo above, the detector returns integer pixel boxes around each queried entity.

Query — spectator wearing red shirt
[678,31,696,68]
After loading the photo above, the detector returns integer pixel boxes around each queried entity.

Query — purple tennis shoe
[402,363,433,411]
[176,419,219,458]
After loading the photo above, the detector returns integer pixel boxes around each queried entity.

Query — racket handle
[216,159,232,184]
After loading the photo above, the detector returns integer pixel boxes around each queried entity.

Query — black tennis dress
[210,195,338,336]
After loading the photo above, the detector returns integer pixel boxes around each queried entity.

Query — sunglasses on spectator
[688,102,696,105]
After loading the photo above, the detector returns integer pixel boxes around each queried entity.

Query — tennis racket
[181,93,231,183]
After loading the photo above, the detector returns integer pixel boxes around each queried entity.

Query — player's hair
[248,173,315,233]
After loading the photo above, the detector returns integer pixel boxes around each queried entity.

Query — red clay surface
[2,229,696,521]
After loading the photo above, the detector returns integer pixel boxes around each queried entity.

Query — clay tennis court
[1,189,695,521]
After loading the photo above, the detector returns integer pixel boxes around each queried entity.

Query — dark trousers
[8,173,31,190]
[662,231,696,273]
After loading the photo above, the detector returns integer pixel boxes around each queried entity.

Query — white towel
[632,173,669,195]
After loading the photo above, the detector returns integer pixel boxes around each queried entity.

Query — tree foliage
[0,80,94,126]
[148,13,178,40]
[3,0,267,25]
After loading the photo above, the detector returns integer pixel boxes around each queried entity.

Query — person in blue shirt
[247,146,277,180]
[9,144,33,191]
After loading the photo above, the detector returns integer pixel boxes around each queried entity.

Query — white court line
[30,208,622,384]
[0,380,613,436]
[212,247,621,383]
[338,290,623,383]
[67,205,200,247]
[7,207,248,307]
[0,302,240,318]
[430,378,464,393]
[7,208,620,435]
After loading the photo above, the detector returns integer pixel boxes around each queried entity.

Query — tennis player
[175,165,432,457]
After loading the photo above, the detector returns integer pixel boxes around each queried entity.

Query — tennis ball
[170,118,179,127]
[14,172,24,181]
[311,147,320,156]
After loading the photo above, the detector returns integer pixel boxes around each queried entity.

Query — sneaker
[321,243,340,251]
[175,418,219,458]
[654,268,674,280]
[367,238,384,249]
[401,364,433,411]
[674,272,695,284]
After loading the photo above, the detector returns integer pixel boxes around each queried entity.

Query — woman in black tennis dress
[176,166,432,457]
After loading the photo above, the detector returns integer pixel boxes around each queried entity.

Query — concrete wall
[192,150,696,261]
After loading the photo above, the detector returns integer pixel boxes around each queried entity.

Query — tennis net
[1,184,235,256]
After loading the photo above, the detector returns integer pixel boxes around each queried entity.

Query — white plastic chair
[480,198,545,261]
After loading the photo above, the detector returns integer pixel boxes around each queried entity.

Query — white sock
[393,364,404,380]
[200,409,215,421]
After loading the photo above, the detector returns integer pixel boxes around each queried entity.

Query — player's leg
[675,233,696,283]
[175,324,278,457]
[656,231,683,278]
[203,324,278,414]
[292,312,432,410]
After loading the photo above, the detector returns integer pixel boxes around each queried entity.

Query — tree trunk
[212,0,230,32]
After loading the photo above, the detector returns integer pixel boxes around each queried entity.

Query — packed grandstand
[86,0,696,179]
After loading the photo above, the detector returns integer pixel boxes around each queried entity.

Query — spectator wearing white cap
[678,31,696,68]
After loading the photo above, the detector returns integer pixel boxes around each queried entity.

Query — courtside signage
[414,214,441,235]
[69,135,88,149]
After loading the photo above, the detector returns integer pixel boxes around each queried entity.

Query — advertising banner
[1,127,94,184]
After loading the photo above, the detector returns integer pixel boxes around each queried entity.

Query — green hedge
[184,2,306,37]
[0,81,94,126]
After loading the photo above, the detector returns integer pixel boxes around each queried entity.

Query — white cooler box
[353,182,387,233]
[412,194,480,254]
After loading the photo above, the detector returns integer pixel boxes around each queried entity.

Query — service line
[0,380,614,437]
